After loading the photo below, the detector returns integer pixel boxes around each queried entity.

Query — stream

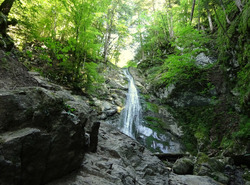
[120,68,183,153]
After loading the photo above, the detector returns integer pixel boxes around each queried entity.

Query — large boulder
[0,87,88,185]
[194,155,227,176]
[173,157,194,175]
[193,153,233,184]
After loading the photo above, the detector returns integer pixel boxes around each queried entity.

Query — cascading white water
[120,68,141,138]
[120,68,183,153]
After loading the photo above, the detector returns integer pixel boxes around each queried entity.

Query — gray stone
[105,109,117,117]
[48,123,169,185]
[114,99,123,106]
[167,91,212,108]
[28,71,62,91]
[169,173,222,185]
[195,53,216,67]
[108,80,128,90]
[93,99,113,111]
[158,84,176,99]
[98,113,107,120]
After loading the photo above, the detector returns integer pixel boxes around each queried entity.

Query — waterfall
[120,68,141,138]
[120,68,183,153]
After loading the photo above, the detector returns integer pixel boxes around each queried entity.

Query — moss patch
[145,102,159,113]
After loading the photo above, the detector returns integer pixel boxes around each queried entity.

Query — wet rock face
[156,88,212,108]
[0,87,88,185]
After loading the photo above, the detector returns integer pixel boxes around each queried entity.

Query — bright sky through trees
[117,0,165,67]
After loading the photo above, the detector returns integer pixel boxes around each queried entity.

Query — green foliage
[216,1,250,65]
[236,62,250,106]
[161,53,196,86]
[6,0,136,92]
[174,24,210,54]
[174,106,215,153]
[25,50,32,58]
[233,116,250,140]
[145,102,159,113]
[145,116,170,132]
[220,136,235,149]
[64,103,76,113]
[139,21,212,91]
[196,152,209,164]
[145,117,160,127]
[124,61,137,68]
[219,115,250,150]
[84,62,104,93]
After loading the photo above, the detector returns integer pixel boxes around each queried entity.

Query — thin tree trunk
[213,6,230,41]
[104,22,112,63]
[198,0,200,30]
[167,0,174,38]
[169,14,174,38]
[53,8,57,39]
[139,32,145,60]
[152,0,155,12]
[0,0,15,16]
[104,8,115,63]
[190,0,196,23]
[160,13,169,41]
[234,0,243,12]
[219,0,231,24]
[207,8,213,32]
[137,11,144,61]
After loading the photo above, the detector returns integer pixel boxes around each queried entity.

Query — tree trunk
[219,0,231,24]
[0,0,15,16]
[160,13,169,41]
[139,32,145,60]
[190,0,196,23]
[234,0,243,12]
[152,0,155,12]
[207,9,213,32]
[198,0,200,30]
[0,0,15,50]
[167,0,174,38]
[213,6,230,41]
[104,8,115,63]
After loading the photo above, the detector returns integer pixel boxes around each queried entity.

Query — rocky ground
[48,123,221,185]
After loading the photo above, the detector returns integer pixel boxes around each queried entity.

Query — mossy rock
[145,102,159,113]
[211,172,229,184]
[194,153,226,176]
[173,157,194,175]
[243,169,250,181]
[144,116,171,133]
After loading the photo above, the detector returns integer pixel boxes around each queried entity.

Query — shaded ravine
[120,68,183,153]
